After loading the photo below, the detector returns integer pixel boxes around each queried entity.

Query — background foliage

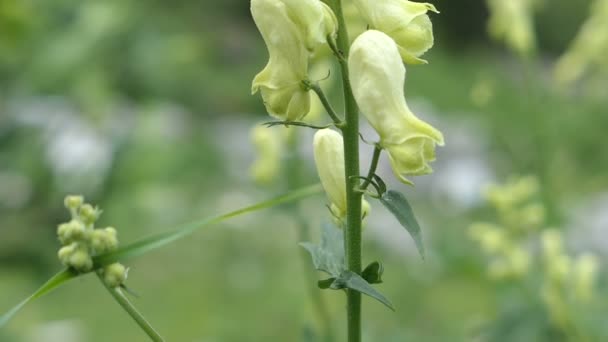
[1,0,607,341]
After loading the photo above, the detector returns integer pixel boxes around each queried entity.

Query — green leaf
[361,261,384,284]
[95,183,323,266]
[317,278,336,289]
[372,174,387,195]
[0,268,78,328]
[379,190,425,259]
[331,271,394,311]
[1,184,322,328]
[299,223,345,277]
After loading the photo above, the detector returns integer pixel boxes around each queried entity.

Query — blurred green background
[1,0,607,341]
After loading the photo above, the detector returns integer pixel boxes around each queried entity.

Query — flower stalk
[322,0,363,340]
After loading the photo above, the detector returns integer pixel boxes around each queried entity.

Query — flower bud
[251,0,311,121]
[103,263,128,288]
[313,129,370,224]
[64,195,84,210]
[57,219,87,244]
[352,0,438,64]
[91,227,119,254]
[59,243,93,272]
[348,30,444,184]
[79,204,100,225]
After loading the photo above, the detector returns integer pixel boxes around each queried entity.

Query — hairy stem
[324,0,363,341]
[97,273,164,342]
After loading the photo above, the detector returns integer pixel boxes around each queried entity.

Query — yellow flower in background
[251,0,311,121]
[554,0,608,86]
[313,129,370,225]
[573,253,599,302]
[486,0,538,57]
[249,125,283,185]
[348,30,444,185]
[352,0,438,64]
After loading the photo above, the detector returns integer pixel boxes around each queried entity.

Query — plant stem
[97,273,165,342]
[360,145,382,191]
[307,82,344,126]
[324,0,363,341]
[285,129,334,342]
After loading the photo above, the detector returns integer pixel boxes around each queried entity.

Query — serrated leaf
[380,190,425,259]
[0,269,78,328]
[361,261,384,284]
[299,223,345,277]
[331,271,394,311]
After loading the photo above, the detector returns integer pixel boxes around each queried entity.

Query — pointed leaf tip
[380,190,425,259]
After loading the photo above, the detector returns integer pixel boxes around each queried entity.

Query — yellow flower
[486,0,538,57]
[554,0,608,86]
[313,129,370,225]
[348,30,444,184]
[352,0,438,64]
[251,0,311,121]
[249,125,283,185]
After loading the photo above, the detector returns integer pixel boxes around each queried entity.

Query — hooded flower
[352,0,438,64]
[251,0,311,121]
[349,30,444,184]
[313,129,370,225]
[251,0,337,121]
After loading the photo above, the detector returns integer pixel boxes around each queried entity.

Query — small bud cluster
[470,177,601,333]
[540,229,599,326]
[57,195,128,288]
[469,176,545,280]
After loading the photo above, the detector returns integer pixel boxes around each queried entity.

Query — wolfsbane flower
[251,0,310,121]
[352,0,438,64]
[313,129,370,224]
[250,0,337,121]
[348,30,444,184]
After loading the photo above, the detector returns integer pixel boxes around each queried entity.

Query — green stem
[306,81,344,126]
[360,145,382,191]
[324,0,363,341]
[264,120,333,130]
[97,273,164,342]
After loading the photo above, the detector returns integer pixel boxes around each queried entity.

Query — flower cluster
[250,0,444,215]
[470,177,601,333]
[469,177,545,279]
[57,195,127,287]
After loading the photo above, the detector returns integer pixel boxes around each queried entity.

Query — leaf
[331,271,394,311]
[1,184,322,328]
[361,261,384,284]
[95,183,323,266]
[317,278,336,289]
[0,268,78,328]
[379,190,425,259]
[299,223,345,277]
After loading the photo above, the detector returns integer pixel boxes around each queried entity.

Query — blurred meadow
[1,0,608,341]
